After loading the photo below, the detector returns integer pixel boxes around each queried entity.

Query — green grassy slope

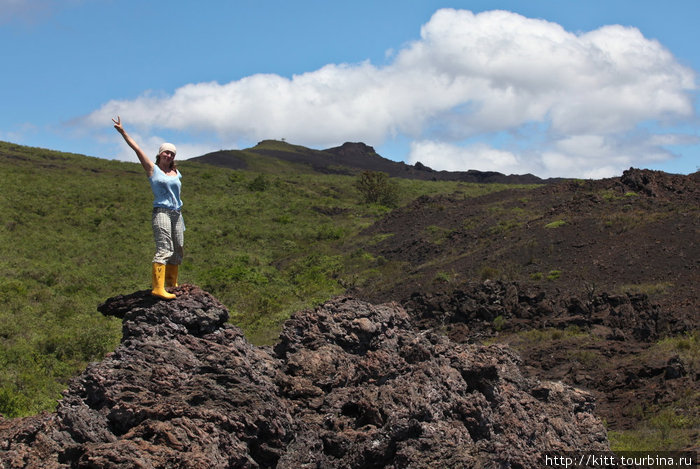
[0,141,525,417]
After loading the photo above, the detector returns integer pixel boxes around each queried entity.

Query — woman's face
[159,150,175,162]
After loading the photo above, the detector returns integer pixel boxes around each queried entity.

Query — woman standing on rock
[113,116,183,300]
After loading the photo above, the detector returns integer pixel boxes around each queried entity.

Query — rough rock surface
[404,279,690,343]
[1,286,611,468]
[402,280,698,432]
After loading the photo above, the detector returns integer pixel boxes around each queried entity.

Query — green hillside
[0,141,525,417]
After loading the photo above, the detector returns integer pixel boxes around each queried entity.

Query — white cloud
[395,10,694,136]
[407,131,692,179]
[84,8,697,178]
[407,141,525,174]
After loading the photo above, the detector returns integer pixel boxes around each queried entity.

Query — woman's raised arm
[113,116,154,176]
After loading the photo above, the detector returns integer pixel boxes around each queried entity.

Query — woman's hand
[112,116,125,134]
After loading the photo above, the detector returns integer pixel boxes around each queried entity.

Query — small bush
[547,270,562,281]
[493,315,506,331]
[247,174,268,192]
[355,171,399,207]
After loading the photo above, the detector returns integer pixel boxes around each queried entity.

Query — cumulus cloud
[408,141,525,174]
[85,8,696,178]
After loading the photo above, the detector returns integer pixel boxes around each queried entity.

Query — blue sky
[1,0,698,178]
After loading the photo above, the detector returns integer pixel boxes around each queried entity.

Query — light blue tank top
[149,166,183,210]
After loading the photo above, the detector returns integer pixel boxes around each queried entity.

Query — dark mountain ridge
[192,140,553,184]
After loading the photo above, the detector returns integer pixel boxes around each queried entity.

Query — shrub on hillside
[355,171,399,207]
[248,174,268,192]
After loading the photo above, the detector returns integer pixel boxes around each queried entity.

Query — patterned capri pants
[152,207,184,265]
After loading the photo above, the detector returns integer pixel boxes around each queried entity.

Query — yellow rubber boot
[165,264,179,288]
[151,263,176,300]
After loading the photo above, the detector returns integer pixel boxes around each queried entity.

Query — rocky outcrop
[1,285,291,468]
[1,286,611,468]
[619,167,700,198]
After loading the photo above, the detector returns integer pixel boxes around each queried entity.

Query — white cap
[158,143,177,156]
